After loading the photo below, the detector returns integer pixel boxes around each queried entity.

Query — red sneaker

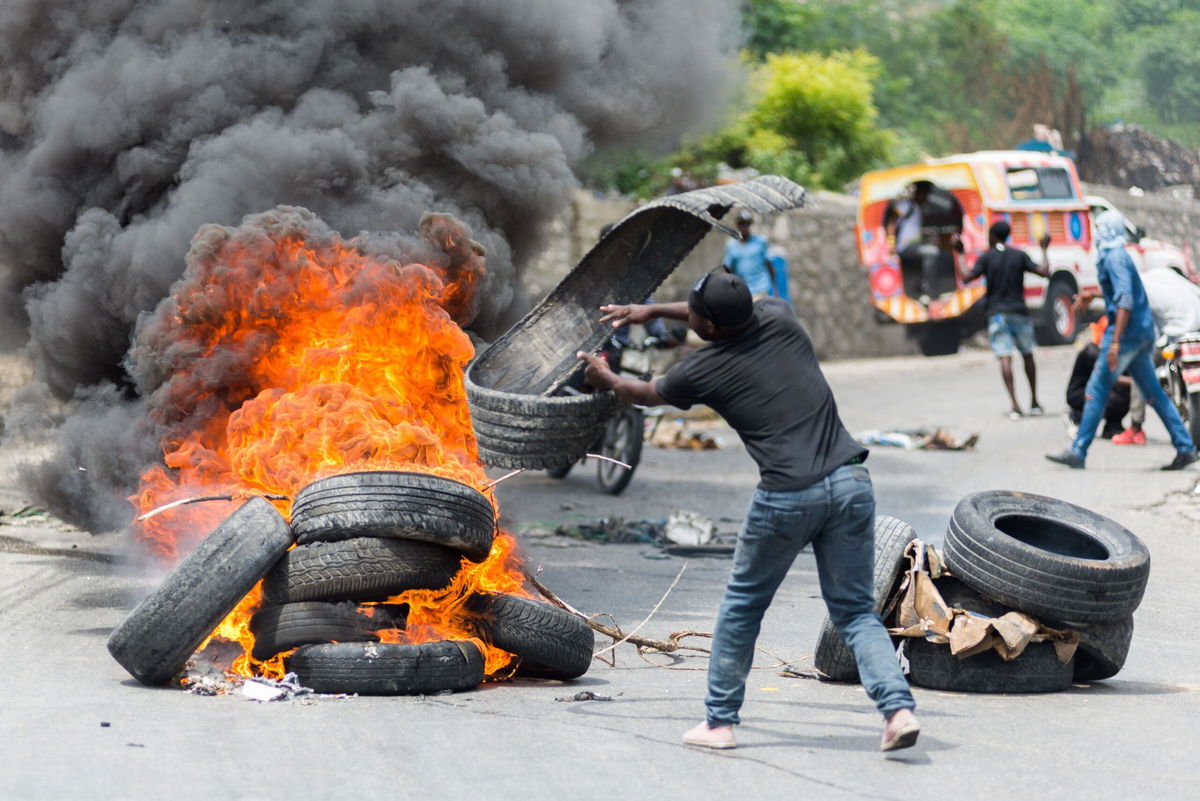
[1111,428,1146,445]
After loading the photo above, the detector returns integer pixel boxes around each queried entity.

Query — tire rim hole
[993,514,1109,559]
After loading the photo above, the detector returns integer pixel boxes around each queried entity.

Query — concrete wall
[522,183,1200,360]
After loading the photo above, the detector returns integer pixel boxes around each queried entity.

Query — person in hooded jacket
[1046,210,1198,470]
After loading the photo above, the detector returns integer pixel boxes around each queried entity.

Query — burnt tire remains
[286,640,484,695]
[107,498,294,686]
[249,601,408,661]
[261,537,461,604]
[291,471,495,562]
[813,515,915,683]
[467,593,594,679]
[943,490,1150,623]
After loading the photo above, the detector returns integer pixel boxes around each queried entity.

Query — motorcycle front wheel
[596,407,644,495]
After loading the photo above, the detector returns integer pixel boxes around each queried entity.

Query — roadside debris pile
[813,491,1148,692]
[108,472,595,696]
[550,510,736,556]
[854,428,979,451]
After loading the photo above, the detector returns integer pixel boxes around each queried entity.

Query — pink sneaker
[881,709,921,752]
[1111,428,1147,445]
[682,721,736,750]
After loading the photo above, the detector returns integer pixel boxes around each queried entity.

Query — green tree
[730,50,894,188]
[1139,10,1200,124]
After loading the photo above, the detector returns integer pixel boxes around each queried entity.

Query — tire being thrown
[107,498,294,686]
[286,640,484,695]
[465,371,619,471]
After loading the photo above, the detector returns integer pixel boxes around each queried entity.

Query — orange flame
[131,207,529,681]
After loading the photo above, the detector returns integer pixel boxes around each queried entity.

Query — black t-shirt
[964,245,1039,315]
[654,299,866,490]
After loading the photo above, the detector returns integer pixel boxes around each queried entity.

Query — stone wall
[522,189,915,360]
[1084,183,1200,264]
[520,184,1200,360]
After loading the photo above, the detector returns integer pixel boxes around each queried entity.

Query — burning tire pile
[814,491,1149,692]
[108,471,594,694]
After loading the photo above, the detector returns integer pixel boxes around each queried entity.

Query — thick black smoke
[0,0,739,532]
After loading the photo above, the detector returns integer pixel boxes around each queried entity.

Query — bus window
[1006,167,1075,200]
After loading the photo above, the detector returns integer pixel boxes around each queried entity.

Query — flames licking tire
[261,537,462,604]
[107,498,295,686]
[290,471,496,562]
[286,640,486,696]
[249,601,408,661]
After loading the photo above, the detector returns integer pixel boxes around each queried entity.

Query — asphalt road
[2,343,1198,800]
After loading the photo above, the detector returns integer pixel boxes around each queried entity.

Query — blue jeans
[1073,332,1196,458]
[705,464,915,726]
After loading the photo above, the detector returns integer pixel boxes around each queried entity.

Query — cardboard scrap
[888,540,1079,664]
[649,419,723,450]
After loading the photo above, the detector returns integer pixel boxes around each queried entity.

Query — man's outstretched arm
[599,301,690,329]
[577,351,665,407]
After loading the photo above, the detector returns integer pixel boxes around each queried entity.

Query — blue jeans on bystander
[1072,332,1196,459]
[704,464,915,727]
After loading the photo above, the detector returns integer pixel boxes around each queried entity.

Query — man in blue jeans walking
[578,270,919,752]
[1046,210,1198,470]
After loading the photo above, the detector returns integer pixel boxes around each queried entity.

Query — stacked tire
[928,490,1148,690]
[108,472,595,692]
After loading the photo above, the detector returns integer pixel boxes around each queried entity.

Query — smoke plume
[0,0,740,532]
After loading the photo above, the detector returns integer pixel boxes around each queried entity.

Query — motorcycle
[547,332,665,495]
[1158,332,1200,446]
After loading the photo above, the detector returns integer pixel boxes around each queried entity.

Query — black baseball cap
[689,270,753,328]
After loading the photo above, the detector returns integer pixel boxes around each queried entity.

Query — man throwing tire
[577,270,919,752]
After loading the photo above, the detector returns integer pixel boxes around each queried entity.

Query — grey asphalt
[2,344,1197,800]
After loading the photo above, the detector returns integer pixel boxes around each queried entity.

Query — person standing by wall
[577,271,920,752]
[961,221,1052,419]
[1047,210,1198,470]
[723,210,776,299]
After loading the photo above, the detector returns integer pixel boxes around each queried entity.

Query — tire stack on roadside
[814,491,1149,693]
[107,471,594,694]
